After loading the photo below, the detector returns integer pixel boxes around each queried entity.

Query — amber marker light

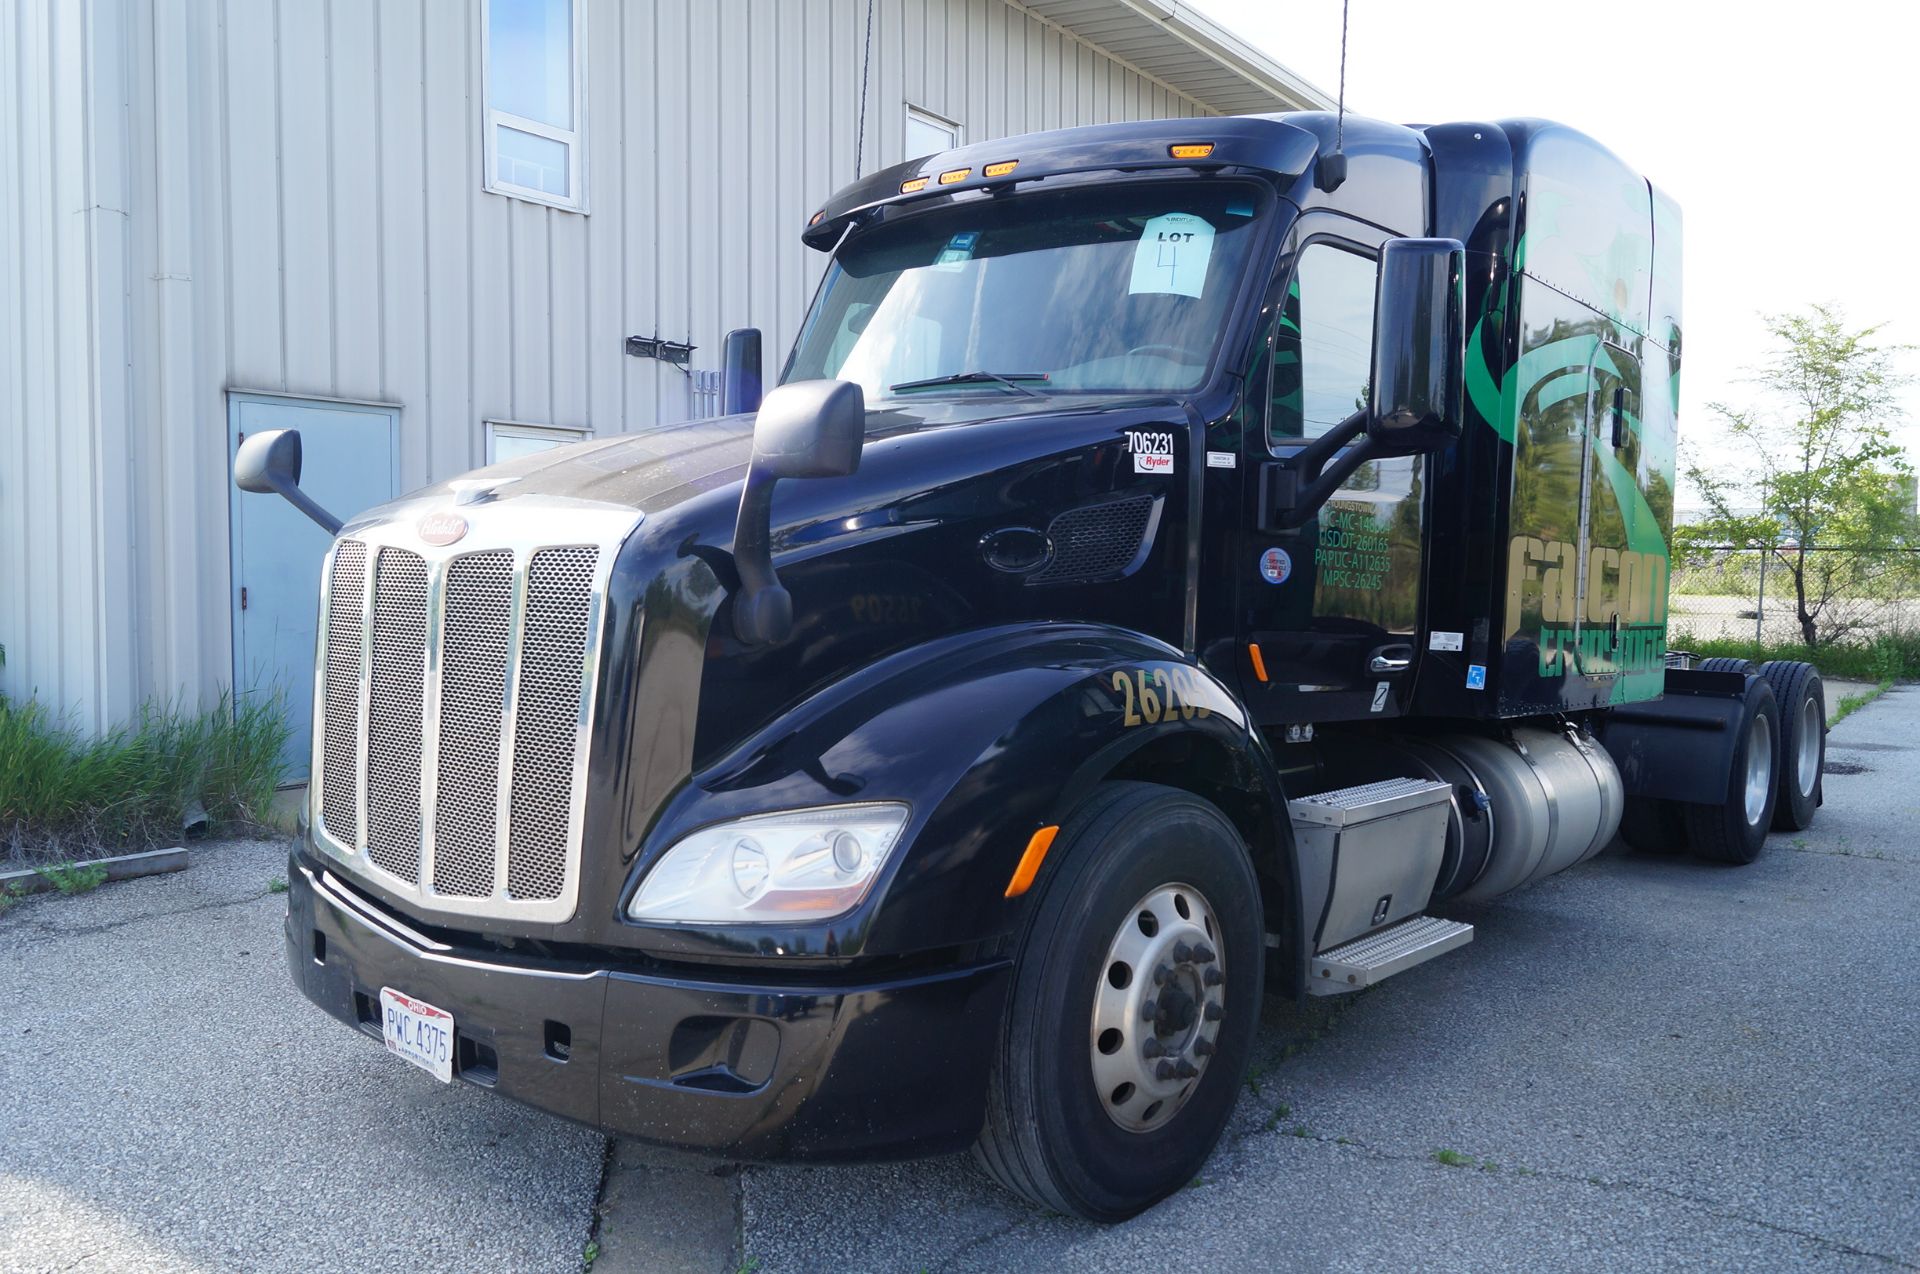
[937,167,972,184]
[1004,825,1060,898]
[1169,142,1215,159]
[900,176,930,193]
[983,159,1019,178]
[1248,643,1270,683]
[808,209,825,225]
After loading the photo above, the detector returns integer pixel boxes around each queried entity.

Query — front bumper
[283,855,1011,1160]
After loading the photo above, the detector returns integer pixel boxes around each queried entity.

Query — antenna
[1316,0,1350,192]
[854,0,875,177]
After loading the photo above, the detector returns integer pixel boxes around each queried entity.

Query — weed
[1185,1175,1207,1190]
[1261,1101,1292,1132]
[0,883,16,915]
[0,688,288,859]
[1289,1124,1311,1138]
[735,1260,762,1274]
[1831,679,1895,725]
[1335,1136,1351,1146]
[1431,1148,1473,1168]
[581,1239,599,1271]
[1669,632,1920,682]
[267,877,290,895]
[33,861,108,896]
[1480,1159,1499,1172]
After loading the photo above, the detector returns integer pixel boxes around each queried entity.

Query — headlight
[626,803,911,924]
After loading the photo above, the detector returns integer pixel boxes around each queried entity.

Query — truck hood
[373,392,1184,521]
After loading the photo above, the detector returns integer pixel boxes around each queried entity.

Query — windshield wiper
[889,371,1049,397]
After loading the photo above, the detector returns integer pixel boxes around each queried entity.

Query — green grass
[32,861,109,895]
[1431,1148,1474,1168]
[1831,679,1895,725]
[0,883,18,916]
[0,688,289,862]
[1669,631,1920,682]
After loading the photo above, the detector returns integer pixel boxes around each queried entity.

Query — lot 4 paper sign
[1129,213,1215,298]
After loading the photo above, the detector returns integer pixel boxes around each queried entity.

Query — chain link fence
[1668,546,1920,648]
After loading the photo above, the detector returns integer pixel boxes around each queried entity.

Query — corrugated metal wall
[2,0,1214,731]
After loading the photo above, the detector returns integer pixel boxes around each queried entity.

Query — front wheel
[975,782,1264,1221]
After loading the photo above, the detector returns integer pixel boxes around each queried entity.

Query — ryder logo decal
[1128,431,1176,475]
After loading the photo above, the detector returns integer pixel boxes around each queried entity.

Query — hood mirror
[233,429,344,535]
[732,380,865,644]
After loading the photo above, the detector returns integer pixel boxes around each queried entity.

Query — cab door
[1235,221,1428,725]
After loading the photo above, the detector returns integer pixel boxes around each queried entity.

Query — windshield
[784,181,1268,403]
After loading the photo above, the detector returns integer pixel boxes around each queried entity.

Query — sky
[1189,0,1920,507]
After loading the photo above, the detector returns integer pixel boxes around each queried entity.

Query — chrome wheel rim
[1090,883,1224,1133]
[1796,696,1821,796]
[1744,714,1774,825]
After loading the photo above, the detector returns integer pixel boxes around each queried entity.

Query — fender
[1596,667,1748,802]
[622,622,1303,986]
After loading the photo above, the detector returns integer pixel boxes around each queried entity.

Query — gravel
[0,837,604,1274]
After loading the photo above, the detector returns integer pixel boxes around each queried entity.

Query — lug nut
[1142,1038,1164,1059]
[1173,941,1193,963]
[1193,943,1216,964]
[1141,998,1158,1022]
[1203,1002,1223,1022]
[1175,1059,1199,1079]
[1156,1060,1177,1081]
[1153,963,1173,986]
[1194,1037,1215,1057]
[1203,967,1224,987]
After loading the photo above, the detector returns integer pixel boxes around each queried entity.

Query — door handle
[1368,644,1413,675]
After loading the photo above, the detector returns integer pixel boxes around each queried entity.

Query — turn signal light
[900,176,929,193]
[983,159,1019,178]
[1169,142,1215,159]
[808,209,825,225]
[937,167,971,185]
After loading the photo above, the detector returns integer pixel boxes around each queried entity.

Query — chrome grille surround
[308,498,640,925]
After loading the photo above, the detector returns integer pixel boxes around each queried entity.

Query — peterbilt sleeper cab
[235,111,1828,1221]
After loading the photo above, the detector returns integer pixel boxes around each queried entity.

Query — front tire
[1683,678,1780,864]
[975,782,1263,1221]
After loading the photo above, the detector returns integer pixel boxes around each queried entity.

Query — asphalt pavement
[3,684,1915,1272]
[0,839,604,1273]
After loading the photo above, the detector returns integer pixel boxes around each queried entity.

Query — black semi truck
[235,111,1827,1221]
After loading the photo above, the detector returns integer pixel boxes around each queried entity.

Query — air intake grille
[507,547,599,901]
[1029,494,1157,585]
[319,543,367,847]
[365,549,428,882]
[309,508,629,925]
[431,550,513,897]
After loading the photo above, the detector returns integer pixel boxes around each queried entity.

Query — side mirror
[1366,237,1466,455]
[720,327,764,416]
[233,429,343,535]
[732,380,865,644]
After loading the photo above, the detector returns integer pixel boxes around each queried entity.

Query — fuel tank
[1314,726,1624,905]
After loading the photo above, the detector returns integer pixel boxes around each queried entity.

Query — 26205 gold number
[1111,666,1211,727]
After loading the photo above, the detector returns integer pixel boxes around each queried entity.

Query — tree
[1684,305,1917,646]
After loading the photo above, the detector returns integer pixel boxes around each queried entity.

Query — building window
[486,420,590,463]
[484,0,586,210]
[905,106,961,160]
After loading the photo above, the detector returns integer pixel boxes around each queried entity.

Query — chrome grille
[508,548,600,900]
[431,550,513,898]
[365,549,428,881]
[319,543,367,847]
[308,501,635,924]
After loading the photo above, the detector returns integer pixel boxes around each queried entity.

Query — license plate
[379,987,455,1084]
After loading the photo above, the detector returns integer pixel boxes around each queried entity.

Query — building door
[228,393,398,779]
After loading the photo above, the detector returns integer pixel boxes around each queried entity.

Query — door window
[1269,244,1379,444]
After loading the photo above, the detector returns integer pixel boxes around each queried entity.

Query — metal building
[0,0,1328,764]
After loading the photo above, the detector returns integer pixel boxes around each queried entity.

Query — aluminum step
[1307,915,1473,996]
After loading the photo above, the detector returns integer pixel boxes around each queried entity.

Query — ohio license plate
[379,987,455,1084]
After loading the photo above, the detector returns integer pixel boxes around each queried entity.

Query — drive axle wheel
[976,782,1262,1221]
[1758,660,1825,830]
[1683,677,1780,865]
